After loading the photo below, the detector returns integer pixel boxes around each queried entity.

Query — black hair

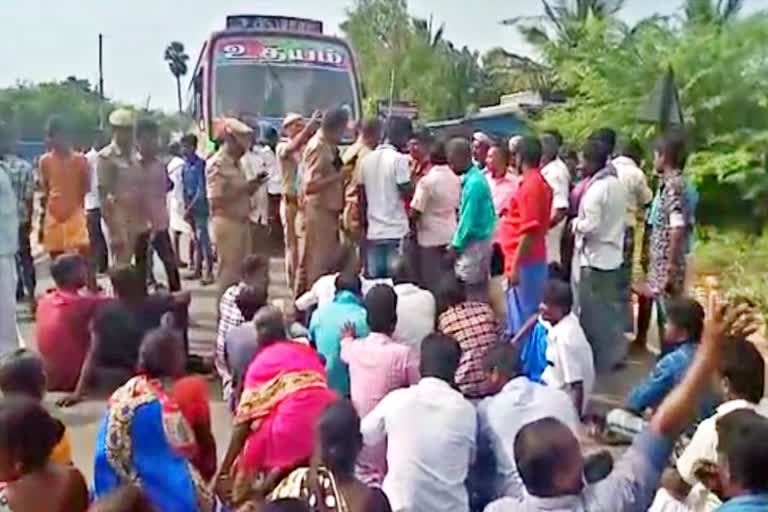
[542,129,564,147]
[168,141,182,157]
[541,279,573,313]
[391,255,416,285]
[419,333,462,382]
[617,137,644,165]
[321,107,350,132]
[516,136,543,168]
[135,118,159,136]
[666,297,705,342]
[447,137,472,161]
[239,255,269,280]
[50,253,85,289]
[514,417,578,497]
[235,285,269,321]
[364,285,398,333]
[329,244,357,275]
[335,271,362,297]
[720,337,765,403]
[180,133,198,148]
[436,273,466,315]
[386,116,414,150]
[0,396,65,473]
[264,499,310,512]
[716,408,768,493]
[253,305,287,346]
[540,133,561,162]
[411,128,434,145]
[108,265,147,301]
[318,399,362,478]
[360,118,382,140]
[580,138,611,171]
[491,139,511,166]
[589,127,617,155]
[0,349,46,400]
[429,139,448,165]
[655,129,688,170]
[46,115,71,139]
[137,327,185,378]
[482,342,520,377]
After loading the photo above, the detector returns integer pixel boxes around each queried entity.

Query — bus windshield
[212,35,359,120]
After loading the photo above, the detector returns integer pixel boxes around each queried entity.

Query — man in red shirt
[36,254,107,390]
[498,136,553,337]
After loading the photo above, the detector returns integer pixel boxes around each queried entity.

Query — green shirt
[451,165,496,251]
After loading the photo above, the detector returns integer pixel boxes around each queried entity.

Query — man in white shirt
[260,125,283,248]
[539,279,595,416]
[660,337,768,512]
[572,137,628,373]
[85,135,109,273]
[391,256,435,350]
[241,138,270,256]
[359,117,413,279]
[361,333,476,512]
[612,138,654,331]
[540,131,570,266]
[478,342,581,500]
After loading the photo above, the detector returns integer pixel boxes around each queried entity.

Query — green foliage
[164,41,190,114]
[342,0,501,120]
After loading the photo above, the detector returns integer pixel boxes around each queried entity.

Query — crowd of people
[0,104,766,512]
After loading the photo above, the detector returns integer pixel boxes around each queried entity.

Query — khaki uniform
[96,142,147,264]
[207,148,252,297]
[295,130,342,295]
[277,139,301,293]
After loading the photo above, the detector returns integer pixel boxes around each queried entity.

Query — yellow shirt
[49,428,72,465]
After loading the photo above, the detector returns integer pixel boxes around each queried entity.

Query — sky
[2,0,768,111]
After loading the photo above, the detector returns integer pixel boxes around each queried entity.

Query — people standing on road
[277,112,320,295]
[39,117,94,289]
[498,136,552,337]
[342,118,381,246]
[241,129,271,257]
[447,138,497,299]
[261,125,283,248]
[167,141,193,270]
[647,130,692,334]
[0,123,36,310]
[85,133,110,275]
[472,131,492,171]
[540,131,571,266]
[180,133,214,285]
[359,116,413,279]
[407,129,434,191]
[409,139,461,294]
[0,142,19,353]
[97,109,144,266]
[573,137,628,373]
[207,118,265,298]
[133,118,181,292]
[296,107,350,295]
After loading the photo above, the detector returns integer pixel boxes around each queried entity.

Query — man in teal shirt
[447,138,497,297]
[309,272,369,395]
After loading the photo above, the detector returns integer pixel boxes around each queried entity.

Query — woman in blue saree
[93,327,214,512]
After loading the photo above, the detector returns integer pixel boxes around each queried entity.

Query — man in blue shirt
[180,134,214,285]
[309,271,369,396]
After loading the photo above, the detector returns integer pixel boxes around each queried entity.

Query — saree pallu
[236,342,337,474]
[94,376,213,512]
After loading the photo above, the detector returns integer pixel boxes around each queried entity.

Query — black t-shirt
[93,295,176,369]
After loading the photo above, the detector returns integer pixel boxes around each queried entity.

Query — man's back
[393,283,435,350]
[479,377,580,499]
[360,144,411,240]
[361,377,477,512]
[576,174,627,270]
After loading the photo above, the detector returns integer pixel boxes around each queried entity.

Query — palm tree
[501,0,625,48]
[164,41,189,114]
[683,0,743,26]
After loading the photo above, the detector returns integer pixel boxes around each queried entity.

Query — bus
[188,15,363,146]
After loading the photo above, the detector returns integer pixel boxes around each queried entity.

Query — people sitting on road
[390,256,435,351]
[0,349,73,465]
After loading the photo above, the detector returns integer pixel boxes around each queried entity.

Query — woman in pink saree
[215,307,337,508]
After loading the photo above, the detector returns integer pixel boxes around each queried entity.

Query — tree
[164,41,189,114]
[683,0,743,26]
[501,0,625,49]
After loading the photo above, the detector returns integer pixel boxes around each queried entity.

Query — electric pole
[98,33,104,99]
